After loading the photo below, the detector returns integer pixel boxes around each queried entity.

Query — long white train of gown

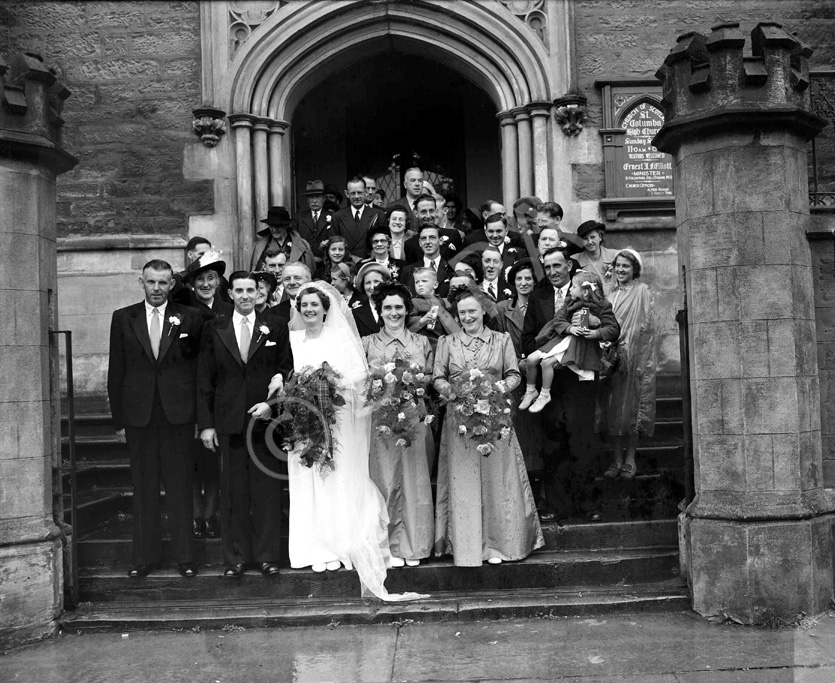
[287,329,426,602]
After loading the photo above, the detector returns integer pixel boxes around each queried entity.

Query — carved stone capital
[192,107,227,147]
[552,94,588,137]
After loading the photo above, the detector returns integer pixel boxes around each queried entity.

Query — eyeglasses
[370,238,389,245]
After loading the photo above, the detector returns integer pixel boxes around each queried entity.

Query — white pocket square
[179,333,188,338]
[265,340,276,347]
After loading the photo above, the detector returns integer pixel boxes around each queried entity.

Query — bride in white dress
[286,282,424,601]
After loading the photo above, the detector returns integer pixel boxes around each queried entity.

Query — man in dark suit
[107,259,204,578]
[535,201,584,257]
[480,245,510,302]
[401,225,453,298]
[197,271,294,578]
[387,166,425,232]
[521,247,607,523]
[294,179,335,260]
[404,195,463,263]
[333,176,384,258]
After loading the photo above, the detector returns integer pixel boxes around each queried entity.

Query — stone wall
[1,1,211,394]
[1,0,212,237]
[811,226,835,487]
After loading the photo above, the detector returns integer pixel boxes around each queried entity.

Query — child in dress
[519,271,619,413]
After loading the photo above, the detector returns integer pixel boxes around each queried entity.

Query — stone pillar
[513,106,533,198]
[654,22,833,624]
[0,52,77,648]
[497,111,519,206]
[228,113,256,270]
[268,120,289,205]
[529,102,551,201]
[252,117,271,224]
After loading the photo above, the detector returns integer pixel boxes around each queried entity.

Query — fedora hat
[260,206,293,226]
[182,250,226,283]
[303,180,325,196]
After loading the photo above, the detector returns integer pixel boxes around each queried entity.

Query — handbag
[598,342,620,381]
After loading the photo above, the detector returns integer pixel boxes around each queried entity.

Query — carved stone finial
[654,22,826,154]
[552,94,588,137]
[192,107,227,147]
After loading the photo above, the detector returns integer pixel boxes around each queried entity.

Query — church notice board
[596,80,675,221]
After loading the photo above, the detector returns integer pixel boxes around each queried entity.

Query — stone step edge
[78,547,681,579]
[61,582,690,632]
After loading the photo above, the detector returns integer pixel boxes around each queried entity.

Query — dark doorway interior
[291,50,500,211]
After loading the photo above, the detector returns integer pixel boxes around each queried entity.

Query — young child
[520,271,620,413]
[408,267,459,353]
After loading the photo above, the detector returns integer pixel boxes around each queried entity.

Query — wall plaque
[595,80,676,220]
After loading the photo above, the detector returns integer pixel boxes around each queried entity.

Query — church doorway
[290,51,501,210]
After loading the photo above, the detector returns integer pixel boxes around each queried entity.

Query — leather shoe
[205,516,220,538]
[127,563,156,578]
[224,563,244,578]
[178,563,198,578]
[193,518,206,539]
[538,510,557,522]
[260,562,280,576]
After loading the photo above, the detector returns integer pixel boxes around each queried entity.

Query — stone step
[77,547,681,603]
[60,580,689,633]
[63,489,129,530]
[76,518,680,568]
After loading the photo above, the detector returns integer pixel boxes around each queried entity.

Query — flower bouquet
[274,362,346,477]
[446,368,514,456]
[366,354,435,448]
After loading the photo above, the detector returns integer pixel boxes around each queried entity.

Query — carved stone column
[497,110,519,205]
[0,52,77,648]
[268,120,289,205]
[513,106,534,198]
[529,101,552,201]
[654,22,832,624]
[253,117,271,224]
[228,113,256,270]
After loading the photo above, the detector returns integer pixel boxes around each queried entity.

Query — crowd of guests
[107,167,657,598]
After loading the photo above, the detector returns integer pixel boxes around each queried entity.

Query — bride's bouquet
[275,362,346,477]
[366,354,436,448]
[446,368,514,456]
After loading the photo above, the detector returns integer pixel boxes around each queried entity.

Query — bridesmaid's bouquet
[447,368,514,456]
[275,362,346,477]
[366,354,435,448]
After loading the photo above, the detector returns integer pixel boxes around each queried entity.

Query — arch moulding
[193,0,573,267]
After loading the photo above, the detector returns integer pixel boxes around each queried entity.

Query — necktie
[555,288,565,312]
[239,317,251,363]
[150,307,161,359]
[488,282,496,300]
[313,211,319,223]
[430,259,437,271]
[354,209,361,222]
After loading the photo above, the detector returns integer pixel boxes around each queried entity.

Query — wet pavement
[4,610,835,682]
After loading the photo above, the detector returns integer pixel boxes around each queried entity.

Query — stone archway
[196,0,572,265]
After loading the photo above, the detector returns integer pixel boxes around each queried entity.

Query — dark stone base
[680,513,834,624]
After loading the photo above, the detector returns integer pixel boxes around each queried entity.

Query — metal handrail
[51,330,78,608]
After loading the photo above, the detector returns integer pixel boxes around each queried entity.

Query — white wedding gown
[287,325,424,601]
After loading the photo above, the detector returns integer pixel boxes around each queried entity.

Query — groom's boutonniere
[257,324,270,343]
[167,315,182,336]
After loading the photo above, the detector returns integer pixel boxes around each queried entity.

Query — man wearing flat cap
[250,206,315,274]
[294,180,335,260]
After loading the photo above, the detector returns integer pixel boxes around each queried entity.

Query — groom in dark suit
[107,259,204,578]
[333,175,384,258]
[197,271,294,578]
